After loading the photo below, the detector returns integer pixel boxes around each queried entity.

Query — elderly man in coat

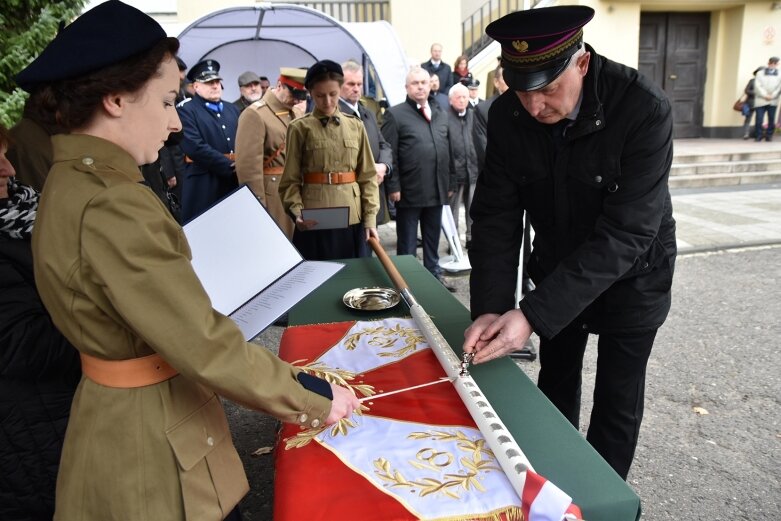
[177,59,240,221]
[464,6,676,480]
[381,66,455,288]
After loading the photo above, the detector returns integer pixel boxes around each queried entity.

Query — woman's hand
[295,215,318,231]
[364,227,379,242]
[324,383,361,425]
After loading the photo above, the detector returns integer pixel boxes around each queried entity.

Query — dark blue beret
[187,59,222,83]
[304,60,343,89]
[486,6,594,91]
[15,0,168,93]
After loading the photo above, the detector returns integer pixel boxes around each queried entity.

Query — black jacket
[381,97,454,208]
[339,99,394,224]
[421,60,453,92]
[446,107,479,185]
[472,95,496,174]
[469,46,676,339]
[0,237,80,520]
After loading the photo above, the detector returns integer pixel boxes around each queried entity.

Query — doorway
[639,12,710,138]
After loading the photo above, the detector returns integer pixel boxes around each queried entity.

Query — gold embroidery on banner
[284,361,376,449]
[373,429,502,500]
[342,323,426,358]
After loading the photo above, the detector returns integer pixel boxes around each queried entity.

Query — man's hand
[325,383,361,425]
[463,310,533,364]
[389,191,401,202]
[364,227,379,242]
[375,163,387,184]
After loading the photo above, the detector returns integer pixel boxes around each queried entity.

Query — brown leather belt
[264,166,284,175]
[303,171,356,185]
[184,152,235,164]
[80,352,179,388]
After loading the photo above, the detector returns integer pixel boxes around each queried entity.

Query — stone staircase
[670,139,781,189]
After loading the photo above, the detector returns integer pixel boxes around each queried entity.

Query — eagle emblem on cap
[512,40,529,53]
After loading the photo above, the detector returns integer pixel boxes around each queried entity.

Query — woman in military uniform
[14,2,359,520]
[279,60,379,260]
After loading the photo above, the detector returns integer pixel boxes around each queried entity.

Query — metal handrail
[463,0,543,57]
[281,1,389,22]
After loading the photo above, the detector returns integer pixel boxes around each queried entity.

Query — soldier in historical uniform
[177,59,240,221]
[235,67,309,238]
[279,60,379,260]
[14,2,359,519]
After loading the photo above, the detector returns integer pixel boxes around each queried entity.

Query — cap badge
[512,40,529,53]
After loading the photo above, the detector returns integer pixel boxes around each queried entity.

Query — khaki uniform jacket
[235,91,301,238]
[33,135,332,521]
[279,107,379,228]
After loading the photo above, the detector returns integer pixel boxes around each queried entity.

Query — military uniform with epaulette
[235,90,302,238]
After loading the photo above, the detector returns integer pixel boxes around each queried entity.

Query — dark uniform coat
[470,46,677,340]
[446,107,479,185]
[472,95,497,173]
[381,97,454,208]
[177,94,240,221]
[235,90,302,238]
[33,135,332,521]
[339,98,393,225]
[0,236,80,521]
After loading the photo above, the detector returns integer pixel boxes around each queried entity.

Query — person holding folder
[15,2,359,519]
[279,60,380,260]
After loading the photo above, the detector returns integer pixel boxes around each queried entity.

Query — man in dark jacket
[177,59,240,221]
[421,43,453,93]
[464,6,676,480]
[382,66,455,285]
[340,60,393,226]
[445,83,478,247]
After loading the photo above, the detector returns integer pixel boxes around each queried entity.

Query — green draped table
[288,255,641,520]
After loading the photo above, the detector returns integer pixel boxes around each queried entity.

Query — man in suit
[421,43,453,93]
[339,59,393,226]
[445,83,478,248]
[381,66,455,290]
[235,67,309,239]
[177,59,240,221]
[429,72,450,111]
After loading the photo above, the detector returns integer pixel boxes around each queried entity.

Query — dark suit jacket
[177,95,240,221]
[381,97,454,208]
[338,99,394,224]
[421,60,453,92]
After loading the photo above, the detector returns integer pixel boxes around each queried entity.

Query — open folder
[183,185,345,340]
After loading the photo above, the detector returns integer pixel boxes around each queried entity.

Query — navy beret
[486,6,594,91]
[187,59,222,83]
[304,60,343,89]
[15,0,168,93]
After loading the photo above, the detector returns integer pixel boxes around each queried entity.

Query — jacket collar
[565,44,605,139]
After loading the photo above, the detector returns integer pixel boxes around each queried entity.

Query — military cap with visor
[187,59,222,83]
[279,67,308,100]
[486,5,594,92]
[15,0,171,92]
[304,60,343,90]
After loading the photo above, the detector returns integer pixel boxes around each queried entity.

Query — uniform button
[641,261,650,269]
[594,175,602,183]
[513,111,519,117]
[82,157,94,166]
[206,436,214,446]
[271,176,277,181]
[311,419,321,428]
[298,413,308,424]
[226,137,231,141]
[595,119,602,126]
[222,125,226,129]
[582,323,588,330]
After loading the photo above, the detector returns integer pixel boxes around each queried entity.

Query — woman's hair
[455,55,469,70]
[33,37,180,131]
[305,71,344,90]
[0,123,10,150]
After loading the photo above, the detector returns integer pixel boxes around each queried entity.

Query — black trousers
[395,205,442,277]
[537,323,658,479]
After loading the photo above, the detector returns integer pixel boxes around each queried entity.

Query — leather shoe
[437,277,457,293]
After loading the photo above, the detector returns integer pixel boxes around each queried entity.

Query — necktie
[419,105,430,122]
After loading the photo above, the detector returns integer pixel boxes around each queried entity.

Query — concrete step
[668,170,781,189]
[671,158,781,176]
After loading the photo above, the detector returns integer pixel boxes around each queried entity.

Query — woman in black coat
[0,124,80,521]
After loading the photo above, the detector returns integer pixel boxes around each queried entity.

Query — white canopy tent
[176,3,409,105]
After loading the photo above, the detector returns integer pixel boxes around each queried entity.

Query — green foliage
[0,0,87,128]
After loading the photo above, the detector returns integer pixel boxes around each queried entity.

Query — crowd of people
[1,1,680,519]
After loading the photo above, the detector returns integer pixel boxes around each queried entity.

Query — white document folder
[183,185,344,340]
